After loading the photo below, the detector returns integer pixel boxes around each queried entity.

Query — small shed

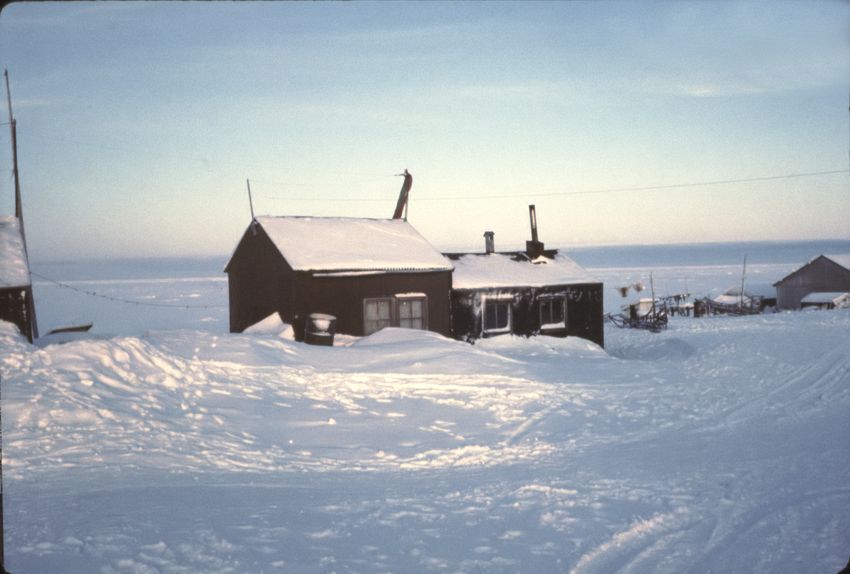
[800,292,850,310]
[445,207,604,347]
[0,216,37,342]
[774,255,850,310]
[225,216,454,340]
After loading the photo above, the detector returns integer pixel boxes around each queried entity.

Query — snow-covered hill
[2,308,849,573]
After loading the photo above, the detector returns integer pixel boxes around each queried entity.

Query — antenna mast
[246,178,255,220]
[4,70,22,223]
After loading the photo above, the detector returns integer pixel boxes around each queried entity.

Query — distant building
[774,255,850,310]
[0,216,37,342]
[800,292,850,310]
[445,207,604,348]
[225,216,453,340]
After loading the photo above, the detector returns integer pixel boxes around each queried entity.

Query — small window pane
[484,300,511,333]
[364,299,393,335]
[540,297,566,328]
[398,298,425,330]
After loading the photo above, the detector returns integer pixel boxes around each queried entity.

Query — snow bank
[2,311,849,573]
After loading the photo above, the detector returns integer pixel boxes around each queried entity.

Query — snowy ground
[2,300,849,573]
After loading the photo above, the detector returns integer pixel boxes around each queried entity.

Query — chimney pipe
[484,231,495,254]
[528,205,539,243]
[525,204,545,259]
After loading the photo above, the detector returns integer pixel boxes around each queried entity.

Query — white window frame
[363,294,430,335]
[363,297,395,335]
[396,293,428,331]
[539,295,567,330]
[482,295,513,335]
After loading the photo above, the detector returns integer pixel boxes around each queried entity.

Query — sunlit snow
[1,252,849,573]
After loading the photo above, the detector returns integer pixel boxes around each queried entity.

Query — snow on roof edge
[227,215,453,273]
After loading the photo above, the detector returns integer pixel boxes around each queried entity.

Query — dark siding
[291,270,452,339]
[226,225,293,333]
[0,286,34,343]
[451,283,604,348]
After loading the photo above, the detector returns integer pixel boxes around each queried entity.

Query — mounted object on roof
[392,169,412,220]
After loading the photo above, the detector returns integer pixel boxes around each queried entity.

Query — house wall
[291,270,452,339]
[0,286,34,342]
[775,257,850,310]
[226,224,294,333]
[451,283,604,348]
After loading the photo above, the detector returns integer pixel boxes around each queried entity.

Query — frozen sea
[28,239,850,337]
[2,239,848,574]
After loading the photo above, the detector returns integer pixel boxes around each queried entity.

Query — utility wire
[258,168,849,202]
[30,272,227,310]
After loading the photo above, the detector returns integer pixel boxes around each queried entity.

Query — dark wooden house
[225,216,454,340]
[445,207,604,348]
[774,255,850,310]
[0,215,37,342]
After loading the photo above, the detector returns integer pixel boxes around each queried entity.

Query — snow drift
[1,310,849,573]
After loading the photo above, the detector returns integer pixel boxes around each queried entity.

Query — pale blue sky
[1,1,848,261]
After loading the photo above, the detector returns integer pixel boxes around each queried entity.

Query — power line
[30,272,227,310]
[257,168,850,202]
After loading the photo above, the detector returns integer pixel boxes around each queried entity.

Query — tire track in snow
[569,508,692,574]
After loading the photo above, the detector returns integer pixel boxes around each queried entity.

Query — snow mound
[2,311,850,573]
[243,312,295,339]
[352,326,458,348]
[608,337,696,361]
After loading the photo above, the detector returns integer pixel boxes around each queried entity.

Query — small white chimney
[484,231,495,254]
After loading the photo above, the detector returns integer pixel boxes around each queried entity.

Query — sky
[0,1,848,261]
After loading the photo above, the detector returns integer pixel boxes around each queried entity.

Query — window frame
[396,294,428,331]
[539,294,567,330]
[482,295,513,335]
[362,294,429,335]
[363,297,395,335]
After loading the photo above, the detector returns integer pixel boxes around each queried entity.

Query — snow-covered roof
[451,252,598,290]
[801,292,850,304]
[0,216,31,288]
[254,216,453,272]
[825,254,850,271]
[719,283,775,299]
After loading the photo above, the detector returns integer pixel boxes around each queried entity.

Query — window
[539,296,566,329]
[364,298,394,335]
[483,297,512,334]
[363,295,429,334]
[398,297,427,330]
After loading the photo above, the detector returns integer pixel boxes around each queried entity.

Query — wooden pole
[4,70,38,342]
[4,71,22,224]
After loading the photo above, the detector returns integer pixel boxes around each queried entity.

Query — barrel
[304,313,336,346]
